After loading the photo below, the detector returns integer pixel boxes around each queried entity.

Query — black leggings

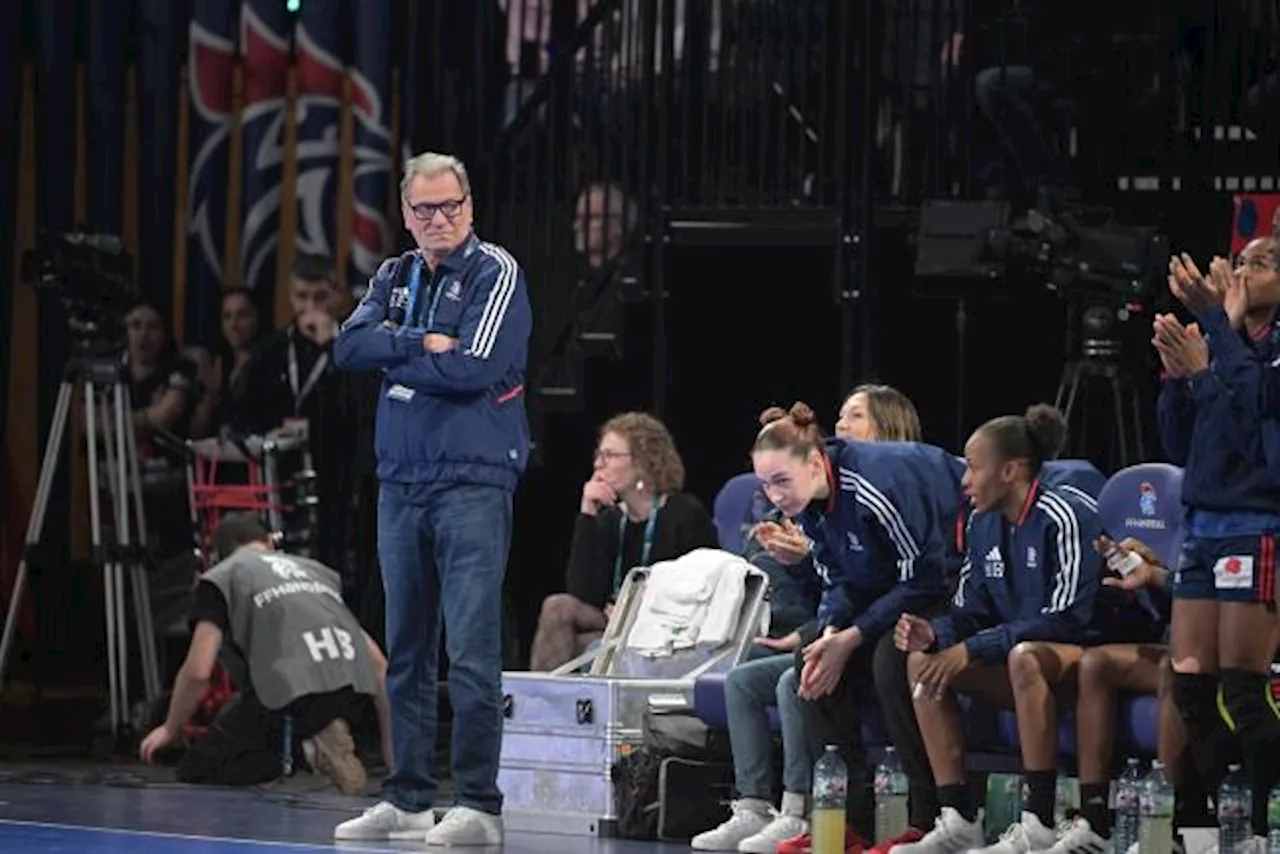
[176,687,363,786]
[795,634,878,842]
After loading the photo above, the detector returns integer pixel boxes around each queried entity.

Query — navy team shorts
[1172,533,1277,605]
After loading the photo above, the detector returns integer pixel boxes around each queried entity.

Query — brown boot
[308,718,367,794]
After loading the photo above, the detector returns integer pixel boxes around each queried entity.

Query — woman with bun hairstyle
[748,384,926,640]
[693,386,923,854]
[868,407,1107,854]
[529,412,719,671]
[891,405,1160,854]
[746,401,965,853]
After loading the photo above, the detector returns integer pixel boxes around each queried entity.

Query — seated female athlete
[869,408,1106,854]
[693,387,923,854]
[1052,533,1280,854]
[892,405,1161,854]
[749,402,966,853]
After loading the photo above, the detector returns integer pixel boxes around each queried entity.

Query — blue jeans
[725,652,811,800]
[377,481,513,815]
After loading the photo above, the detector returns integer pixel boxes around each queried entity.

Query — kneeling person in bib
[139,513,390,793]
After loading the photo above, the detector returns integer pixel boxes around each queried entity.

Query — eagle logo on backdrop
[236,3,291,293]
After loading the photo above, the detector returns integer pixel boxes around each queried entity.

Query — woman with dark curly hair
[529,412,719,671]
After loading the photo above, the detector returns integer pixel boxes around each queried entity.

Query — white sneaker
[1041,816,1107,854]
[970,812,1058,854]
[334,801,436,840]
[890,807,986,853]
[739,813,810,854]
[691,800,772,851]
[423,806,504,846]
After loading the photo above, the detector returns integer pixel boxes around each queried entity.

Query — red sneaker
[866,827,926,854]
[776,827,869,854]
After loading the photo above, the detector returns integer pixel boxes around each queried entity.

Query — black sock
[1221,668,1280,838]
[909,782,940,831]
[1175,775,1214,829]
[938,783,975,823]
[845,772,875,843]
[1023,770,1056,829]
[1079,782,1110,838]
[1172,672,1224,786]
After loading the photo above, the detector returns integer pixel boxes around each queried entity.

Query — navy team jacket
[795,438,965,641]
[1159,305,1280,529]
[931,480,1145,664]
[334,238,532,491]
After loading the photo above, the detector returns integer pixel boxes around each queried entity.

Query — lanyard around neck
[287,332,329,413]
[406,254,445,329]
[613,494,662,597]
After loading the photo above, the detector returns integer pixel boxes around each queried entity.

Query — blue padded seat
[989,694,1160,759]
[1096,463,1186,569]
[694,672,737,729]
[713,473,761,552]
[1121,694,1160,756]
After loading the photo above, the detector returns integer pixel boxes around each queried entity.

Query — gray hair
[400,151,471,197]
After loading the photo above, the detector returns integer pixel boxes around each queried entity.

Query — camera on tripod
[914,197,1166,468]
[915,198,1168,363]
[985,204,1169,364]
[3,232,162,733]
[21,230,135,360]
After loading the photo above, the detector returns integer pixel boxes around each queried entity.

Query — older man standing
[332,152,531,845]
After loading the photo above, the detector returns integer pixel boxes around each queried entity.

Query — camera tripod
[0,358,161,736]
[1055,355,1145,470]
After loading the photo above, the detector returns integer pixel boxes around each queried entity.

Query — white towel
[626,548,748,657]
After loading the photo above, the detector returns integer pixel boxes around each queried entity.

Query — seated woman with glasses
[529,412,719,671]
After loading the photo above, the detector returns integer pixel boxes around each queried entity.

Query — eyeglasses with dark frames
[407,195,469,222]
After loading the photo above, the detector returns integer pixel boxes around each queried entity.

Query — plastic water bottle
[1139,760,1175,854]
[1055,776,1079,824]
[1113,758,1144,854]
[812,745,848,854]
[874,746,909,843]
[1267,782,1280,853]
[1219,764,1252,853]
[985,774,1023,842]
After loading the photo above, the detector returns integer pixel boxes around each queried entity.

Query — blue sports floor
[0,781,680,853]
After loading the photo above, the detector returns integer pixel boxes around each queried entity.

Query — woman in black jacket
[528,412,719,671]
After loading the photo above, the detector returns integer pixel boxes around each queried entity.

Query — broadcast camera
[915,198,1168,363]
[983,205,1169,304]
[21,230,135,360]
[990,205,1168,363]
